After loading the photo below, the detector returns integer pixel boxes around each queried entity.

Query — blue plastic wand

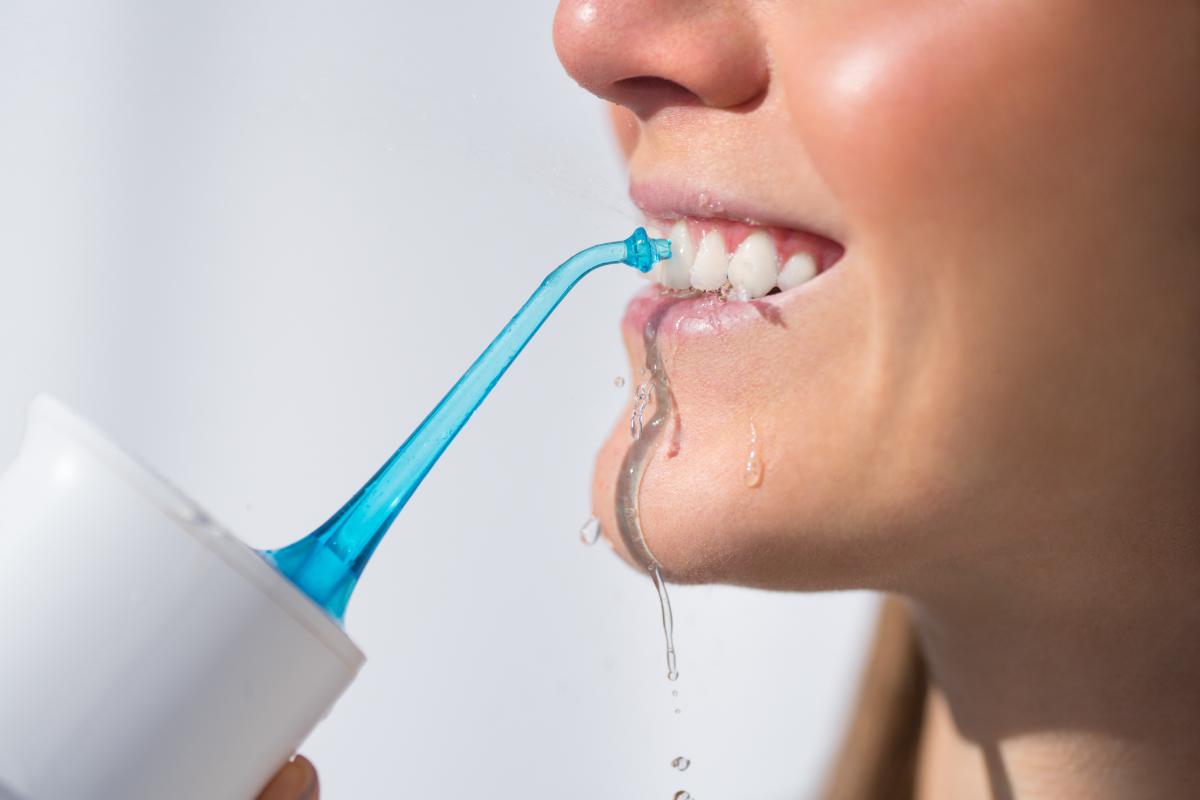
[264,228,671,619]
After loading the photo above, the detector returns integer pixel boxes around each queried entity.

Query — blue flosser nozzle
[264,229,671,620]
[624,226,672,272]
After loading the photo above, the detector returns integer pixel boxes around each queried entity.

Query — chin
[589,251,926,592]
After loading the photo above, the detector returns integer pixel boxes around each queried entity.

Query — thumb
[257,755,318,800]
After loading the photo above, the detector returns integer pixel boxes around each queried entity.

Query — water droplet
[675,708,681,714]
[744,421,764,488]
[672,689,678,697]
[630,382,652,439]
[672,756,690,771]
[696,190,724,215]
[578,516,602,546]
[613,375,626,388]
[673,791,691,800]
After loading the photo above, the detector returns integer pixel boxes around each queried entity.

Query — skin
[257,755,318,800]
[550,0,1199,798]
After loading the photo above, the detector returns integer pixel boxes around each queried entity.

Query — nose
[553,0,769,119]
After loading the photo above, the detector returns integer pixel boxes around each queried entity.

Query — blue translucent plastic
[264,228,671,620]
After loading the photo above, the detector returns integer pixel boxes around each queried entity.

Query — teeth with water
[662,220,694,289]
[649,221,824,298]
[689,230,728,291]
[778,251,817,291]
[727,231,778,300]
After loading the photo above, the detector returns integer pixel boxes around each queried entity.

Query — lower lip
[623,206,847,344]
[621,285,792,345]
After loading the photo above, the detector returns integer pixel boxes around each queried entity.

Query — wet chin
[591,413,753,584]
[591,388,870,592]
[593,268,893,591]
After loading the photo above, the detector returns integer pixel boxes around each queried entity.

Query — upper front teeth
[660,221,693,289]
[690,230,728,291]
[647,222,819,298]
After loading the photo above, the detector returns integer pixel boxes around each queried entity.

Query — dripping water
[611,298,701,798]
[652,566,679,681]
[614,297,689,682]
[613,375,626,388]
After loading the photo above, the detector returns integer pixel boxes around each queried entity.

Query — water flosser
[0,229,669,800]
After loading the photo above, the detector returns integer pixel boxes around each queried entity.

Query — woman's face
[554,1,1199,592]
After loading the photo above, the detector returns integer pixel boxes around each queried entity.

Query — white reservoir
[0,396,363,800]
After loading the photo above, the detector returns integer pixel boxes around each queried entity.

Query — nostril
[552,1,768,117]
[610,76,702,119]
[614,76,693,96]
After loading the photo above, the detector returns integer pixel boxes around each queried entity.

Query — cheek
[768,1,1195,542]
[779,1,1128,243]
[780,4,1013,236]
[779,0,1181,254]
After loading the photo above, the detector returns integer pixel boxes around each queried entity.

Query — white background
[0,2,878,797]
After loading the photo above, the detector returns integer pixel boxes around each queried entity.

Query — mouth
[644,215,843,298]
[602,185,851,581]
[624,185,846,338]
